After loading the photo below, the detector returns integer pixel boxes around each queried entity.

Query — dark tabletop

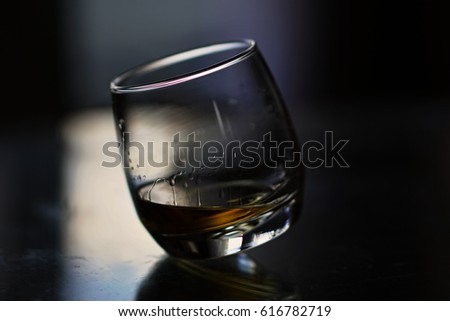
[1,101,449,300]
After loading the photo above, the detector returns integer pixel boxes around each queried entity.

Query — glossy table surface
[1,102,449,300]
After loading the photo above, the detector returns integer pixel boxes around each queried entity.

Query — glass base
[151,197,300,260]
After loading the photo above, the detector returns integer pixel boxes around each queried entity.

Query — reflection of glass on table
[136,253,300,300]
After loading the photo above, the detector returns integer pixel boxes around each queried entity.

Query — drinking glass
[110,39,303,259]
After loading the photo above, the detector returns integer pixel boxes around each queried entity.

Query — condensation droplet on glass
[131,167,134,170]
[197,187,201,207]
[169,171,184,186]
[188,168,195,181]
[118,119,124,130]
[168,171,183,206]
[146,177,164,201]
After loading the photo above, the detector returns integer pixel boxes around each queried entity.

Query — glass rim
[110,39,256,94]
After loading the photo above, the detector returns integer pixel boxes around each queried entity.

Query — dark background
[1,0,449,300]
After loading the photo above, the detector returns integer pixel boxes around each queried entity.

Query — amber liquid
[136,200,283,235]
[134,179,296,236]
